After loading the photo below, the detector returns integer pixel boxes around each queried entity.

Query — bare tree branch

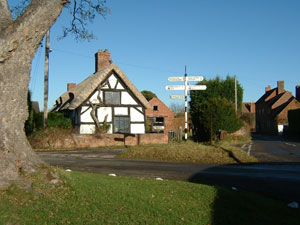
[9,0,109,42]
[58,0,110,41]
[89,101,100,129]
[9,0,31,20]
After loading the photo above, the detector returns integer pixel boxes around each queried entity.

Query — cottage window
[114,116,130,133]
[153,105,158,111]
[105,91,120,105]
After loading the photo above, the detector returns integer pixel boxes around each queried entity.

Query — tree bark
[0,0,12,31]
[0,0,65,189]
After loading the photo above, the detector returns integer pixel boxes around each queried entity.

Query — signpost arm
[184,66,188,141]
[167,68,206,142]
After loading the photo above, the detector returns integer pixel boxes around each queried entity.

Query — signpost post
[166,67,207,141]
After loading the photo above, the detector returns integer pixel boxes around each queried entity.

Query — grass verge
[0,170,298,225]
[118,140,257,164]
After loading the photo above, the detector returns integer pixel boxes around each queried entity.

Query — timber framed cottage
[53,49,151,134]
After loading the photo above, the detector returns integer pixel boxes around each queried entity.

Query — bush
[47,112,72,129]
[34,112,44,130]
[191,97,243,141]
[25,91,34,135]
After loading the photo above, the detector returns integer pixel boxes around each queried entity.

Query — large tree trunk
[0,0,65,189]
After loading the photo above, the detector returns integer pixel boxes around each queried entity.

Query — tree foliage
[141,90,157,101]
[190,76,243,141]
[190,75,243,110]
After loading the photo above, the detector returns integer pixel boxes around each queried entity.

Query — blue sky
[10,0,300,110]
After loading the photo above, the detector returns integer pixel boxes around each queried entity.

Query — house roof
[53,63,151,111]
[256,88,277,104]
[256,87,300,117]
[146,97,175,117]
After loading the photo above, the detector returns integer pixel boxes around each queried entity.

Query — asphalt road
[37,139,300,202]
[245,134,300,162]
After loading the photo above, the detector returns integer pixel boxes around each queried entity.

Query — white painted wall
[107,124,113,134]
[121,92,137,105]
[115,107,128,116]
[81,107,94,123]
[130,108,144,122]
[97,107,112,122]
[278,125,284,135]
[131,124,145,134]
[80,124,95,134]
[108,74,118,89]
[89,91,102,104]
[116,82,124,90]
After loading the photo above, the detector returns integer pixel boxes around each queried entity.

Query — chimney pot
[67,83,76,91]
[265,85,271,93]
[95,49,111,72]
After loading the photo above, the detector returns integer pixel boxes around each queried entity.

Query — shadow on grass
[189,162,300,225]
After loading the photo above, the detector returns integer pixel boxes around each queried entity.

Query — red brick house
[242,102,255,113]
[255,81,300,135]
[145,97,175,133]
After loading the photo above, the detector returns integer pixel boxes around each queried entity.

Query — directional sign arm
[188,85,207,90]
[168,76,204,82]
[165,85,185,90]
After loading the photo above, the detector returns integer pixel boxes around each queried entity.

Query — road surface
[242,135,300,162]
[37,146,300,202]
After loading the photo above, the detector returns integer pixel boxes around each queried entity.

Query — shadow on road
[252,133,300,143]
[188,162,300,224]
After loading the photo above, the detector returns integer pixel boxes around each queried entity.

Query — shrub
[191,97,243,141]
[34,112,44,130]
[25,91,34,135]
[47,112,72,129]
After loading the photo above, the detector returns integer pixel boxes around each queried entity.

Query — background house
[255,81,300,135]
[53,50,151,134]
[241,102,256,131]
[145,97,175,133]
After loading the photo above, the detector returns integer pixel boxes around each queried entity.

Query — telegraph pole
[43,30,50,128]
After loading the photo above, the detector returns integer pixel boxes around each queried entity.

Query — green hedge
[26,112,72,136]
[191,97,243,141]
[47,112,72,129]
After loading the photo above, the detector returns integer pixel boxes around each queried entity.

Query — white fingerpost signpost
[166,67,207,141]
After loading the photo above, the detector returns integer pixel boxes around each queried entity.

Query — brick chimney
[67,83,76,91]
[95,49,111,72]
[296,85,300,102]
[277,80,284,95]
[265,85,271,93]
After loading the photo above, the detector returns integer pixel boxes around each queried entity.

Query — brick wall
[145,97,175,132]
[31,133,166,150]
[277,99,300,124]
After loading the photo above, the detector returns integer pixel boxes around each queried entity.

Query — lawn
[118,140,257,164]
[0,169,298,225]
